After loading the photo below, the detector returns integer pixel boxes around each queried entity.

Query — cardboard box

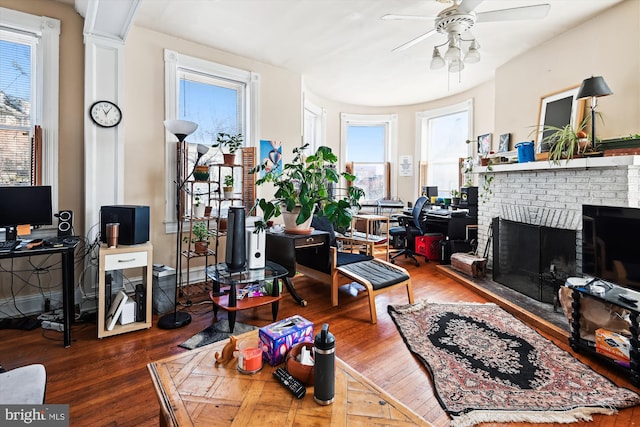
[259,315,313,366]
[595,328,630,367]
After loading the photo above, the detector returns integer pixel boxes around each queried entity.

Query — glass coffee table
[205,261,289,332]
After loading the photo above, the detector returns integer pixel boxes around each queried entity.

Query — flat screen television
[582,204,640,291]
[0,186,53,240]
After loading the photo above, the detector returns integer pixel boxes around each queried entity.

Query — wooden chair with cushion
[296,216,413,323]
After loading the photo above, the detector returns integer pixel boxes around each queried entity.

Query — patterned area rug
[388,300,640,427]
[179,319,257,350]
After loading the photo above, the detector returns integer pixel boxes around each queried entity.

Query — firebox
[492,217,576,304]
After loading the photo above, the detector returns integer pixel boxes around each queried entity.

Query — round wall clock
[89,100,122,128]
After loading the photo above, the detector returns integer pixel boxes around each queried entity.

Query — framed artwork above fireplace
[536,85,585,152]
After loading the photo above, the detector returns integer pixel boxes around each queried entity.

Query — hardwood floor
[1,260,639,426]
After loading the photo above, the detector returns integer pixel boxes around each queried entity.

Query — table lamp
[576,76,613,147]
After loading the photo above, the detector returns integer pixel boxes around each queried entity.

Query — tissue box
[259,315,313,366]
[595,328,630,367]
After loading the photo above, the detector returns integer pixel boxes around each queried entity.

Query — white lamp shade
[164,119,198,142]
[430,48,446,70]
[464,40,480,63]
[448,58,464,73]
[444,44,460,62]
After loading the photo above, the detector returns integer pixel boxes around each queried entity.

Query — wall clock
[89,100,122,128]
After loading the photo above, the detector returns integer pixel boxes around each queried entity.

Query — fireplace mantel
[477,154,640,174]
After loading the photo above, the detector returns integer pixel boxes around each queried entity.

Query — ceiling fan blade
[392,29,437,52]
[381,14,434,21]
[476,4,551,23]
[457,0,484,14]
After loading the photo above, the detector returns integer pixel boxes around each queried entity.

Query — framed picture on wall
[477,133,492,156]
[498,133,511,153]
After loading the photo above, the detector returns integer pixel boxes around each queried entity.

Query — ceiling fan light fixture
[430,47,446,70]
[444,39,461,62]
[464,40,480,63]
[448,58,464,73]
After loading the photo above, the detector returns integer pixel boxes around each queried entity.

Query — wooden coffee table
[148,330,430,426]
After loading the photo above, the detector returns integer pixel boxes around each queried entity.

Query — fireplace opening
[492,217,576,304]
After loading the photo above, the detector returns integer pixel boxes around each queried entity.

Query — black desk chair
[389,196,428,266]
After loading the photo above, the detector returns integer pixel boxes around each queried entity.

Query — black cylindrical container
[313,323,335,405]
[225,206,246,272]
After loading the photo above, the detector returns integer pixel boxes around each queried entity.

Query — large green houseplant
[250,144,365,231]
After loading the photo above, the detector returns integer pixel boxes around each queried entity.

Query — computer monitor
[0,186,53,240]
[421,186,438,199]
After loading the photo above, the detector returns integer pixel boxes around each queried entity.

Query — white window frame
[417,99,474,193]
[1,7,60,223]
[340,113,397,200]
[302,96,326,155]
[164,49,260,232]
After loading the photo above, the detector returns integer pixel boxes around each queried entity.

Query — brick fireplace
[476,156,640,279]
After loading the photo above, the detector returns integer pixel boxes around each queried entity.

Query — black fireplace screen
[492,218,576,304]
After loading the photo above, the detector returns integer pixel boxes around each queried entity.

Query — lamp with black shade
[158,119,204,330]
[576,76,613,148]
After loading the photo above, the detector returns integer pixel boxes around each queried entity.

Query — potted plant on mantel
[537,115,600,165]
[250,144,365,233]
[213,132,243,165]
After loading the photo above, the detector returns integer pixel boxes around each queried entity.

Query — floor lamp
[576,76,613,148]
[159,119,200,330]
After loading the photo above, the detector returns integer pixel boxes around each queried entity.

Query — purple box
[259,315,313,366]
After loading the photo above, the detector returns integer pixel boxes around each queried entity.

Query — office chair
[389,196,428,266]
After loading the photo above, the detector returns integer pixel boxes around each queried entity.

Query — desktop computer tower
[100,205,150,245]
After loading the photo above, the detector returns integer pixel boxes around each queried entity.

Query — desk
[147,329,429,427]
[0,241,79,347]
[265,230,331,307]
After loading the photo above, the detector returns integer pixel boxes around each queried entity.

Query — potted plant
[250,144,365,232]
[222,174,234,198]
[193,165,209,181]
[538,115,595,164]
[185,221,210,254]
[451,189,461,206]
[214,132,243,165]
[192,195,206,218]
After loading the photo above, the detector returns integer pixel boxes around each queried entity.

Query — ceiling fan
[382,0,551,73]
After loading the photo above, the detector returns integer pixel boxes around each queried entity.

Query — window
[302,98,325,155]
[418,100,473,197]
[164,49,259,230]
[0,8,59,198]
[341,113,397,203]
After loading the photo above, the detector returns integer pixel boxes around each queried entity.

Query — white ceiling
[131,0,621,106]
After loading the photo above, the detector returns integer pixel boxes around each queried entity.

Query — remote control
[273,367,306,399]
[618,295,638,306]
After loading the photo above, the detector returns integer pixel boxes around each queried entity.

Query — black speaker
[460,186,478,206]
[135,284,145,322]
[55,210,73,237]
[100,205,150,245]
[225,206,246,272]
